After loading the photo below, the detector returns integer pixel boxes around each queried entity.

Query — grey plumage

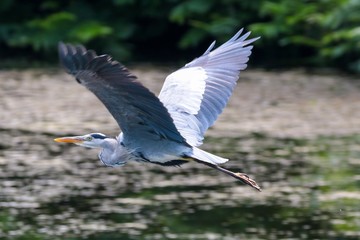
[55,29,261,191]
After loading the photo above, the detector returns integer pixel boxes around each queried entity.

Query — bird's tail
[189,147,229,165]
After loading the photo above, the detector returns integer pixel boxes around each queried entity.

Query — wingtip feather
[203,40,216,55]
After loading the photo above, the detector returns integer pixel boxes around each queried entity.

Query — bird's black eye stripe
[90,133,107,139]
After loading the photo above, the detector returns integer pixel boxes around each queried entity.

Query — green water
[0,130,359,239]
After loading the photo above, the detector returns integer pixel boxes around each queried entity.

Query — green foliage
[169,0,261,48]
[0,0,359,72]
[249,0,360,72]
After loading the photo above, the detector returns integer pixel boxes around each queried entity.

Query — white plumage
[159,28,259,146]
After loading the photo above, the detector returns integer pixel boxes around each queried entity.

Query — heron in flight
[54,29,261,191]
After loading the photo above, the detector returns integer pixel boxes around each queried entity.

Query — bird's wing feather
[158,29,259,146]
[58,43,187,146]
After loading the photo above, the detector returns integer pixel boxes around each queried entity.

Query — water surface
[1,68,360,239]
[1,129,359,239]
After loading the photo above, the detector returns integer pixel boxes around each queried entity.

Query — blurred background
[1,0,360,72]
[1,0,360,239]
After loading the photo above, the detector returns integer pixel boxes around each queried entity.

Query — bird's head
[54,133,109,148]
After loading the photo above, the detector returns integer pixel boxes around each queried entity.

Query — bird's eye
[86,136,93,141]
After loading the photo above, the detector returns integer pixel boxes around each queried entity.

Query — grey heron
[54,29,261,191]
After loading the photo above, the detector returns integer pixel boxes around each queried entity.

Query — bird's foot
[234,172,261,192]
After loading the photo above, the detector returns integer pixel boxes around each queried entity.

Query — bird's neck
[99,138,130,167]
[99,138,118,150]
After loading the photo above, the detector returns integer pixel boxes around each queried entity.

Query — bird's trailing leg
[193,159,261,191]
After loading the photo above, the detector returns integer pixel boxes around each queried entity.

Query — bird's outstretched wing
[58,43,187,145]
[158,29,259,146]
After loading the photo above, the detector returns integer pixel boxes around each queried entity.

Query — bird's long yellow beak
[54,137,83,143]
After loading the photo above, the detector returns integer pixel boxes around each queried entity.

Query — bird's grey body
[55,29,261,191]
